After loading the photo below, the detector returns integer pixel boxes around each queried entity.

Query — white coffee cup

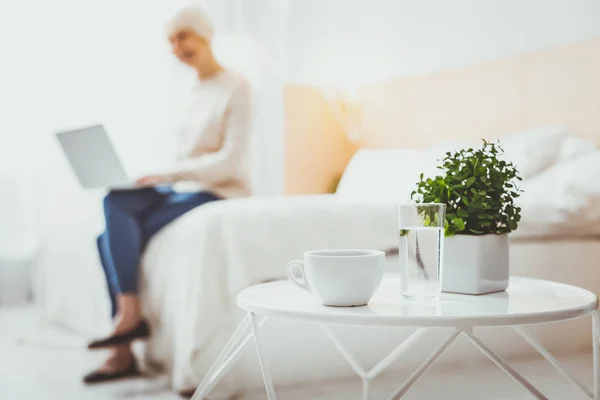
[285,249,385,307]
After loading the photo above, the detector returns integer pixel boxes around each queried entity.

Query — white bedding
[517,150,600,237]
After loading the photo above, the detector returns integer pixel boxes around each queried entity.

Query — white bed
[34,127,600,398]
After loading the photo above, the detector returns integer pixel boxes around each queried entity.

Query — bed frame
[284,37,600,195]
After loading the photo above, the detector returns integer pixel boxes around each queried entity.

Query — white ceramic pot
[442,234,509,295]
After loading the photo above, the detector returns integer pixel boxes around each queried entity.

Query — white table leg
[321,325,368,399]
[366,328,429,381]
[464,330,548,400]
[250,312,276,399]
[388,328,461,400]
[514,326,593,398]
[322,326,430,400]
[593,311,600,399]
[321,325,367,378]
[197,315,251,391]
[192,314,265,400]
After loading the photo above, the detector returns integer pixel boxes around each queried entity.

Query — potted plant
[411,140,522,294]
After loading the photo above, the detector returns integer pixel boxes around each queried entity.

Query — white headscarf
[165,5,215,41]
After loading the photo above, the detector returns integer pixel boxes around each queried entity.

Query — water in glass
[398,226,443,298]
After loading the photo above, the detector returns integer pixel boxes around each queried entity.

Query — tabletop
[236,275,599,327]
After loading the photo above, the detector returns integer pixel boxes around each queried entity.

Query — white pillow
[336,149,435,203]
[496,127,569,180]
[515,150,600,237]
[556,134,596,161]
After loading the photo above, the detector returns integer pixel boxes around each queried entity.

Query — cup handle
[285,260,312,293]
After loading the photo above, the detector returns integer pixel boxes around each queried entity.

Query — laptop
[56,124,136,189]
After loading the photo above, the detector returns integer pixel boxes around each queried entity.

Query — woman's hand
[136,175,168,187]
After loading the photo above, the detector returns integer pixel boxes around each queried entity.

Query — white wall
[285,0,600,88]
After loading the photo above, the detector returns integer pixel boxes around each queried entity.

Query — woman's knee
[103,191,120,212]
[103,190,135,213]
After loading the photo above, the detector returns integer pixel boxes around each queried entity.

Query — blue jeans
[96,187,221,316]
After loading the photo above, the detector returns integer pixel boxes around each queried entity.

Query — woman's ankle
[117,293,142,315]
[114,294,143,332]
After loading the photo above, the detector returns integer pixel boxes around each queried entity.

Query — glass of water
[398,203,446,299]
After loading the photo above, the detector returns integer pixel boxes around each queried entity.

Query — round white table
[192,276,599,400]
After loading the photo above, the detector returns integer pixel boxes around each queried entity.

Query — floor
[0,305,595,400]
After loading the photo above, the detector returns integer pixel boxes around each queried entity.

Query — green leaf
[452,217,465,231]
[456,209,469,218]
[466,176,476,187]
[445,225,457,237]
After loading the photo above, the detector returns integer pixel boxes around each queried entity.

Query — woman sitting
[83,6,252,384]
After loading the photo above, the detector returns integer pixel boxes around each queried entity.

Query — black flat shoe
[83,363,140,384]
[179,389,195,398]
[88,320,150,349]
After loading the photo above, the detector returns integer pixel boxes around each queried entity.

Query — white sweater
[164,70,252,199]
